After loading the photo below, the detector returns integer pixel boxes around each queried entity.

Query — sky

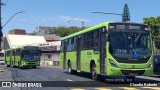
[1,0,160,35]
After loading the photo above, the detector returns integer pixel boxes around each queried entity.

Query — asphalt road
[0,65,159,90]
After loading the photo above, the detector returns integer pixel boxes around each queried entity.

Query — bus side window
[71,38,75,51]
[67,39,72,51]
[17,49,21,56]
[84,33,91,49]
[92,30,99,50]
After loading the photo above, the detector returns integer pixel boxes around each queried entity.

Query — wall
[40,51,60,66]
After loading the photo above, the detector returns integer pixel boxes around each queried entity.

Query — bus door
[63,41,67,69]
[10,51,12,66]
[99,28,106,74]
[76,36,81,71]
[13,51,15,66]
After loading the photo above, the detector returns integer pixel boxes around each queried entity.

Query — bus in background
[60,22,153,80]
[5,46,41,68]
[0,50,4,65]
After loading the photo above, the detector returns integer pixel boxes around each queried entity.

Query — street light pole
[0,9,24,51]
[92,11,123,22]
[92,11,122,16]
[2,11,24,28]
[68,20,85,29]
[92,3,131,22]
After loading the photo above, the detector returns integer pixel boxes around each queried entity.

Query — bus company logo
[132,65,135,68]
[87,51,92,55]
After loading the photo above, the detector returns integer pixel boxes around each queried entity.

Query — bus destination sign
[109,23,149,30]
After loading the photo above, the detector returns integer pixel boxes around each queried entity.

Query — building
[3,34,61,66]
[9,29,26,35]
[3,35,46,49]
[34,26,52,35]
[42,35,61,42]
[39,41,61,66]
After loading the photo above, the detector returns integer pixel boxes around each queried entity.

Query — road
[0,65,159,90]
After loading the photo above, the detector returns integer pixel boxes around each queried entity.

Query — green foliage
[27,33,36,35]
[143,16,160,39]
[45,26,86,37]
[122,4,130,22]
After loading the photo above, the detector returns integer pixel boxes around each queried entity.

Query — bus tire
[33,66,37,69]
[68,62,72,74]
[91,64,97,80]
[18,62,21,68]
[6,65,10,67]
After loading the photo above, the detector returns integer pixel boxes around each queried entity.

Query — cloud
[7,15,91,26]
[56,16,90,22]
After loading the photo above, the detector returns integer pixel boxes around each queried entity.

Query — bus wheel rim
[92,65,97,79]
[68,64,71,73]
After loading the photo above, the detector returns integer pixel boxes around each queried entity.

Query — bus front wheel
[18,62,21,68]
[91,64,97,80]
[6,65,10,67]
[33,66,37,69]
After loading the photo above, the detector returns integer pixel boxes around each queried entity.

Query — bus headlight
[109,59,118,68]
[147,61,153,68]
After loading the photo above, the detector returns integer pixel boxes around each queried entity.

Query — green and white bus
[5,46,41,68]
[60,22,153,80]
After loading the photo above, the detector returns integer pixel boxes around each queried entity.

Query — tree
[45,26,84,37]
[122,4,130,22]
[143,16,160,39]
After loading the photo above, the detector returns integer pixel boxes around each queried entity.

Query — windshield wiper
[134,33,141,42]
[120,30,129,50]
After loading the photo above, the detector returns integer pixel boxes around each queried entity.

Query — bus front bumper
[21,61,40,67]
[107,68,153,76]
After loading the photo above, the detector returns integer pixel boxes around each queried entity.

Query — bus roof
[5,46,39,51]
[61,21,147,40]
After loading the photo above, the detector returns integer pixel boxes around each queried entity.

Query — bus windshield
[22,50,40,60]
[109,30,152,60]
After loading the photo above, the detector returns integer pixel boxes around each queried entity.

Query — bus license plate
[129,73,137,76]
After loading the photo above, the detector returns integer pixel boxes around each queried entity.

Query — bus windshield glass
[109,30,151,59]
[22,50,40,60]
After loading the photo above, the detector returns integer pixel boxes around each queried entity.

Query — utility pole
[0,0,5,51]
[0,1,24,51]
[81,21,84,29]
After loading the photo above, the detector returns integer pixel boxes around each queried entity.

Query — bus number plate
[129,73,137,76]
